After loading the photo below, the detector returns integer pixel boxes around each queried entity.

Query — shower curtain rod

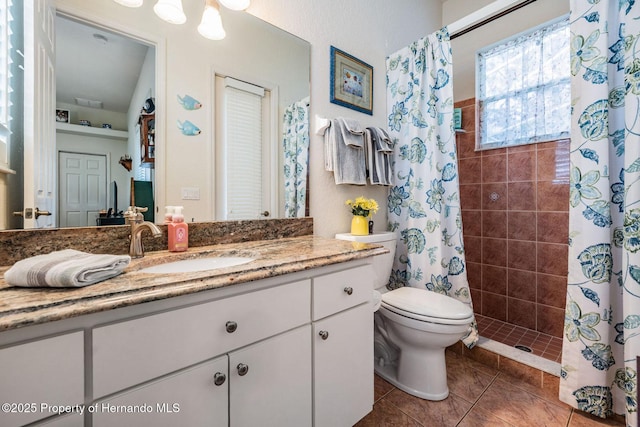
[448,0,538,40]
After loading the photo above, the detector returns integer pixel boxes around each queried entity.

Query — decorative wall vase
[351,215,369,236]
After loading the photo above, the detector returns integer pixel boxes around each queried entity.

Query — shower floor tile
[475,314,563,362]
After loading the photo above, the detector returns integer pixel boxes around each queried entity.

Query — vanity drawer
[312,265,373,320]
[0,332,84,427]
[93,279,310,398]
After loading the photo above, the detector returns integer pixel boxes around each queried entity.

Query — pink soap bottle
[168,206,188,252]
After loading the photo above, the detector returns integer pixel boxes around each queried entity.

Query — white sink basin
[138,256,254,274]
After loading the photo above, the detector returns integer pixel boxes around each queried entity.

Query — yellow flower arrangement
[346,197,379,217]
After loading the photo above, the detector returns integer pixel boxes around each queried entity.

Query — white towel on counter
[3,249,131,288]
[364,127,394,186]
[324,117,367,185]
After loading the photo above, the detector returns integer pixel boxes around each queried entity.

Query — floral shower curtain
[559,0,640,424]
[282,100,309,218]
[386,28,478,347]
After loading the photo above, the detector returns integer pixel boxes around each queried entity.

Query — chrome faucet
[124,206,162,258]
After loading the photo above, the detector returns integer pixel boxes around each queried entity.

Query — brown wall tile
[483,211,507,238]
[508,182,536,210]
[537,212,568,244]
[459,158,482,184]
[537,243,568,276]
[508,211,537,241]
[507,269,537,302]
[537,305,565,337]
[482,292,507,321]
[537,181,569,212]
[462,209,482,236]
[537,146,570,182]
[482,183,508,210]
[508,240,537,272]
[537,273,567,309]
[467,262,482,290]
[482,265,507,295]
[482,238,507,267]
[508,151,536,182]
[507,298,537,330]
[464,236,482,263]
[482,154,507,183]
[460,185,482,210]
[456,131,478,159]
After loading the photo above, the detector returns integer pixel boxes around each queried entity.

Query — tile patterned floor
[475,314,564,362]
[355,351,625,427]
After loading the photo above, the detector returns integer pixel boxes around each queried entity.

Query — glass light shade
[218,0,250,11]
[198,2,226,40]
[153,0,187,24]
[113,0,143,6]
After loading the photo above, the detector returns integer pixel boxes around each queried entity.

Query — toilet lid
[381,287,473,320]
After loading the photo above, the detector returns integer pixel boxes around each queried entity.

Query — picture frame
[56,109,70,124]
[330,46,373,115]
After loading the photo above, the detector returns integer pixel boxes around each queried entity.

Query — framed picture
[56,109,70,123]
[330,46,373,115]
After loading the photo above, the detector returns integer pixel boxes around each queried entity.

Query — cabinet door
[313,303,373,427]
[230,325,311,427]
[93,356,228,427]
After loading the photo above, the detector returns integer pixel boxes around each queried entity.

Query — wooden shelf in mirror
[139,114,155,167]
[56,122,128,140]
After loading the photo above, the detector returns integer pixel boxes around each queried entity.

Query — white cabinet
[312,265,374,427]
[0,332,84,427]
[93,356,228,427]
[230,325,311,426]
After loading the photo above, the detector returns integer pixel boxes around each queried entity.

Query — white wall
[249,0,443,237]
[444,0,569,101]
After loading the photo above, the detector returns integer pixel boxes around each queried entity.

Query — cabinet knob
[319,330,329,340]
[237,363,249,376]
[226,321,238,333]
[344,287,354,295]
[213,372,226,386]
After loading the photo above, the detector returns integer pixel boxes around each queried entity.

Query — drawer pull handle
[344,287,354,295]
[319,330,329,340]
[226,321,238,333]
[213,372,226,386]
[237,363,249,376]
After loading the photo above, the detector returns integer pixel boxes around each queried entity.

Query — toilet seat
[381,287,473,326]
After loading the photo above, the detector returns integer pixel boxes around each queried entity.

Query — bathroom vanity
[0,235,385,427]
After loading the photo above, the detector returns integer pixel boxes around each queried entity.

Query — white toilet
[335,232,474,401]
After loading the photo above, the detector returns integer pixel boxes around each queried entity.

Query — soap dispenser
[168,206,188,252]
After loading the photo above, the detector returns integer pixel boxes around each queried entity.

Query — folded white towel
[3,249,131,288]
[364,127,393,186]
[324,117,366,185]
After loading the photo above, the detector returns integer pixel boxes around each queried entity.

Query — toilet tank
[335,232,397,290]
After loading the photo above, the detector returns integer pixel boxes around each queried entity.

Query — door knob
[344,287,354,295]
[213,372,226,386]
[319,330,329,340]
[237,363,249,376]
[225,321,238,333]
[260,211,270,217]
[35,208,52,219]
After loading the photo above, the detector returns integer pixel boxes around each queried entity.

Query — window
[476,16,570,150]
[0,0,10,168]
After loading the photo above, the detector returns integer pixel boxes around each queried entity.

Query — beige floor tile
[382,388,473,427]
[457,406,516,426]
[355,399,423,427]
[568,410,626,426]
[374,374,396,403]
[446,351,498,403]
[474,377,571,426]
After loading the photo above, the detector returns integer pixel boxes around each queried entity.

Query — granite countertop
[0,236,387,332]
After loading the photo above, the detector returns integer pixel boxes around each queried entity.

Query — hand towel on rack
[364,127,394,185]
[323,117,366,185]
[3,249,131,288]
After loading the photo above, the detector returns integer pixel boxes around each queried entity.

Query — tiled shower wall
[455,98,569,338]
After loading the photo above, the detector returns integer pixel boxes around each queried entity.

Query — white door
[21,0,56,228]
[59,152,107,227]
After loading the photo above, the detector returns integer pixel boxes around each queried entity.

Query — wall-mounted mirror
[0,1,310,230]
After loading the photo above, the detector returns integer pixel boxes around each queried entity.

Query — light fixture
[218,0,250,11]
[198,0,226,40]
[113,0,143,7]
[153,0,187,24]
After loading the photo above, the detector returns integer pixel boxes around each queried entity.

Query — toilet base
[374,360,449,401]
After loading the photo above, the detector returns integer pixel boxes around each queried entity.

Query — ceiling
[55,15,150,114]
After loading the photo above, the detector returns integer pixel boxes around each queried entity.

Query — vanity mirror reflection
[1,0,310,231]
